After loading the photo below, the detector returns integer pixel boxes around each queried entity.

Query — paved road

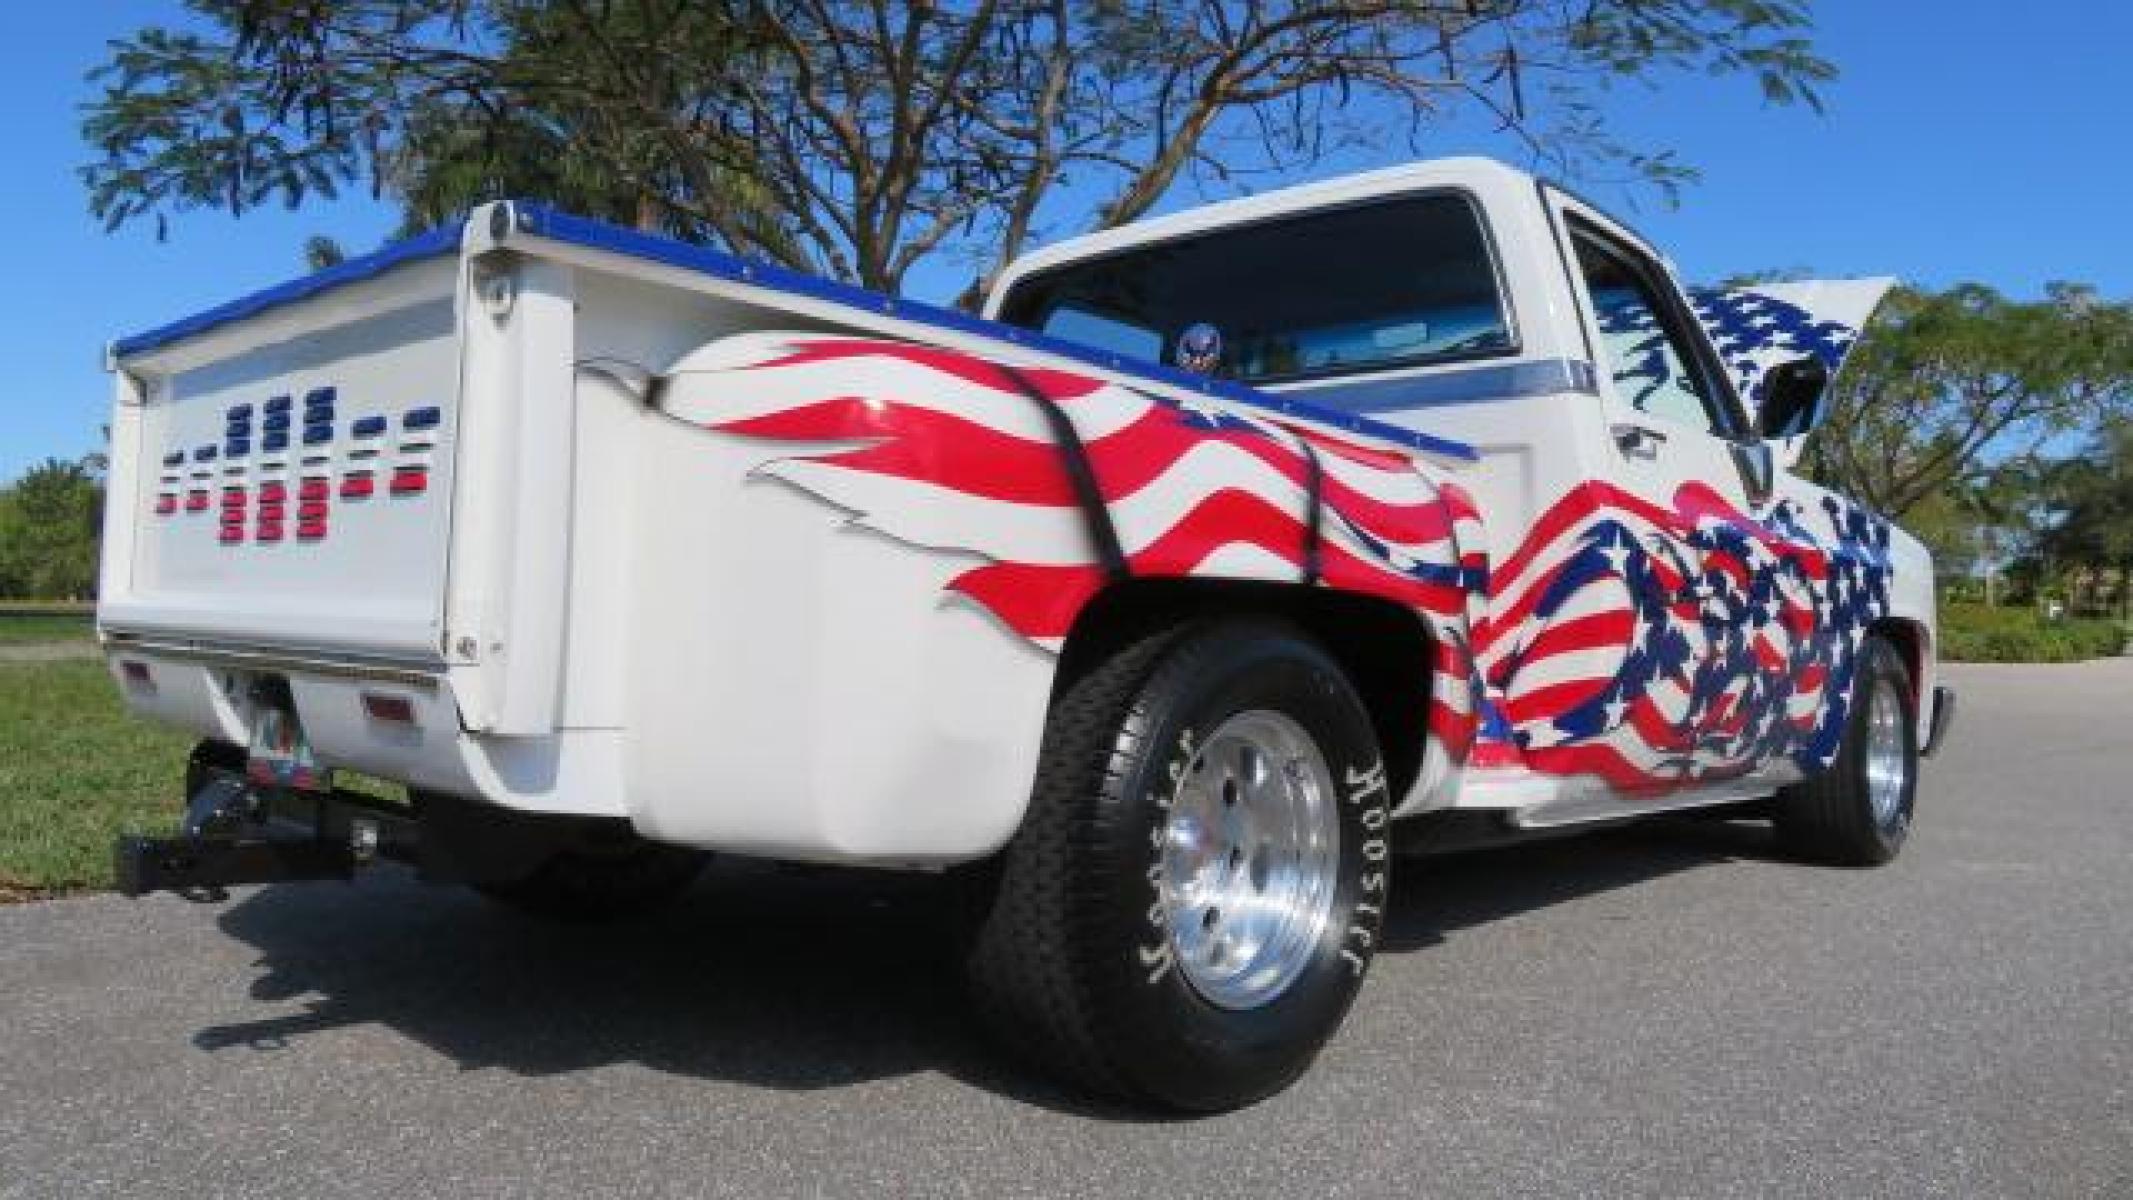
[3,661,2129,1198]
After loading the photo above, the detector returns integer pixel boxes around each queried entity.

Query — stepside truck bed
[99,202,1470,859]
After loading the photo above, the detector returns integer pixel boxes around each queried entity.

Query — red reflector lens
[154,495,176,515]
[219,527,246,544]
[298,478,331,502]
[297,520,328,541]
[389,468,428,495]
[185,491,209,511]
[221,488,246,507]
[257,522,285,542]
[340,474,375,499]
[260,481,287,503]
[361,691,416,724]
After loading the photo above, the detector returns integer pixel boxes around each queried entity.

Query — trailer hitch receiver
[113,759,416,901]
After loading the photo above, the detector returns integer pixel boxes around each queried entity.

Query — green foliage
[0,612,95,645]
[2032,417,2133,613]
[1804,283,2133,519]
[0,459,103,602]
[0,660,191,895]
[1938,603,2127,663]
[83,1,1837,295]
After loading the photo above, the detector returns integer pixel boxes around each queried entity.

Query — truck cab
[988,157,1940,820]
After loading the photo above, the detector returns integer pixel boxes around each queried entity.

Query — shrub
[1939,602,2128,663]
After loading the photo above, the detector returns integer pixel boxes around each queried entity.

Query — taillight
[360,691,416,724]
[120,660,155,692]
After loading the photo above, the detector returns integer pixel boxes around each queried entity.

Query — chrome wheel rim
[1864,678,1908,826]
[1159,710,1340,1010]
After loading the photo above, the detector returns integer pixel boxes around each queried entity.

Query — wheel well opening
[1869,618,1927,703]
[1056,579,1436,803]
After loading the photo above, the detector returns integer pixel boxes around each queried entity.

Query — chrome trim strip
[1301,357,1598,412]
[1508,767,1800,830]
[102,633,444,690]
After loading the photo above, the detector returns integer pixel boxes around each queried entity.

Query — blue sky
[4,0,2129,481]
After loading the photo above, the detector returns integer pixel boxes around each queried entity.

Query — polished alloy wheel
[1864,677,1909,826]
[1159,709,1340,1010]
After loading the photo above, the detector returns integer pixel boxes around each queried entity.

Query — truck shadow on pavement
[192,816,1789,1116]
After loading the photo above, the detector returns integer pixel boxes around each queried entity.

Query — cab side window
[1570,227,1730,437]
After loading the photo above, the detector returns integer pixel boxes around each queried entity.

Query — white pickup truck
[99,157,1952,1110]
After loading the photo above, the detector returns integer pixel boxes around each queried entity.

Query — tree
[1804,283,2133,519]
[84,0,1835,298]
[0,459,104,602]
[2035,418,2133,619]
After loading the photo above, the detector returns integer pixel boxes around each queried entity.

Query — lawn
[0,611,94,644]
[0,659,190,896]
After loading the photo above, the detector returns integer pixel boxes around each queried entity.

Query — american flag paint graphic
[1471,481,1891,788]
[1690,286,1866,405]
[682,333,1890,794]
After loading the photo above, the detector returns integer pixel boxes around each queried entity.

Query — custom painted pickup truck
[98,157,1952,1110]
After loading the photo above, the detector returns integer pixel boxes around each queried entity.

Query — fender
[654,331,1493,792]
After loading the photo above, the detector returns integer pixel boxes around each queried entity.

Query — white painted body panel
[98,159,1939,865]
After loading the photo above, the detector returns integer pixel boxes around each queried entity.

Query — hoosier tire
[965,620,1393,1112]
[1773,635,1918,866]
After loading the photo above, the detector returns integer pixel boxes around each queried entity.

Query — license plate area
[245,679,331,793]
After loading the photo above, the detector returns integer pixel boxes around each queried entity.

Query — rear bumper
[1923,685,1956,758]
[98,640,627,820]
[116,752,643,899]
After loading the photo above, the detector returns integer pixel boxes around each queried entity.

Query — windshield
[996,193,1511,386]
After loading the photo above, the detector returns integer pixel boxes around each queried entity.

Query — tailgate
[101,250,465,663]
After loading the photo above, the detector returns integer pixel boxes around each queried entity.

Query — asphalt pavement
[3,659,2130,1198]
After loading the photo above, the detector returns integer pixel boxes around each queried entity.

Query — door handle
[1612,422,1668,458]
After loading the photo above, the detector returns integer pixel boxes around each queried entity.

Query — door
[1551,206,1802,789]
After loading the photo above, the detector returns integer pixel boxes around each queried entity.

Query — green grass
[0,659,191,895]
[1940,602,2129,663]
[0,612,94,644]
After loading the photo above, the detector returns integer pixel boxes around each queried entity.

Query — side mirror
[1757,356,1830,441]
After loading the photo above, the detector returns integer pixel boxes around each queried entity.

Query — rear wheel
[964,620,1392,1112]
[1774,635,1917,866]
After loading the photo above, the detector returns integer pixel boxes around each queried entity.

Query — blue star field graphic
[1688,288,1862,406]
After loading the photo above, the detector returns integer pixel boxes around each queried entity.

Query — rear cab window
[995,193,1513,387]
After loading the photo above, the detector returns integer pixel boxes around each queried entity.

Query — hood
[1689,277,1896,410]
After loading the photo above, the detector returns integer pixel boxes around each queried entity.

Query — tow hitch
[114,751,415,901]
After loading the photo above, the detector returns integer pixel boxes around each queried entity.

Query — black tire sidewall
[1848,638,1918,854]
[1080,623,1390,1110]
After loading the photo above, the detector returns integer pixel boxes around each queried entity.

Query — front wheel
[1773,635,1917,866]
[964,620,1393,1112]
